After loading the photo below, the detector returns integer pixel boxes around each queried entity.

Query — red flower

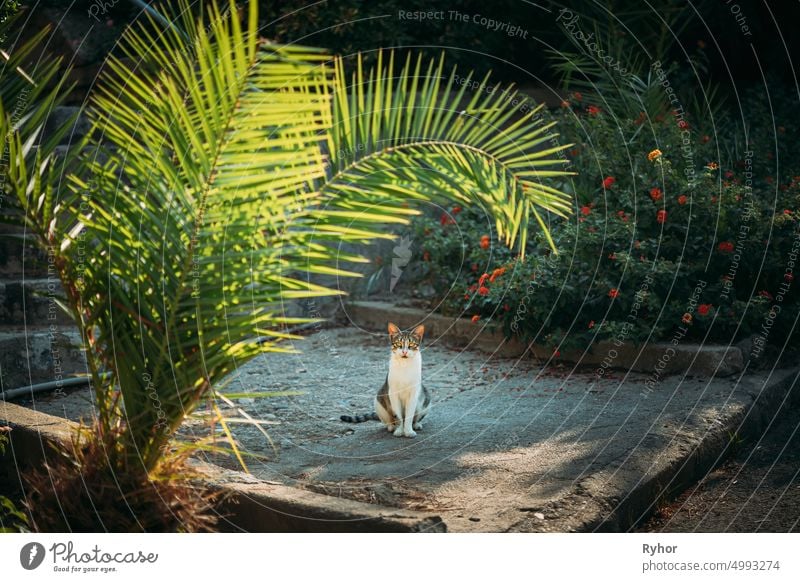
[573,92,582,101]
[480,235,490,250]
[656,210,667,224]
[503,304,511,312]
[489,267,506,283]
[422,251,430,262]
[553,349,561,358]
[440,213,455,226]
[587,105,600,116]
[677,194,688,205]
[602,176,616,189]
[718,241,734,253]
[677,119,689,129]
[682,313,693,324]
[608,288,619,299]
[724,171,734,178]
[697,304,712,316]
[588,320,595,329]
[471,315,480,323]
[785,273,794,282]
[702,135,710,143]
[478,286,490,296]
[784,209,792,215]
[608,253,617,260]
[478,273,490,286]
[471,263,479,272]
[452,206,462,214]
[758,290,773,300]
[581,206,591,216]
[649,187,662,201]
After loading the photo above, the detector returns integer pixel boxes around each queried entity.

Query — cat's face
[388,322,425,359]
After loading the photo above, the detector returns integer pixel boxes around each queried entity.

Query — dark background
[9,0,800,99]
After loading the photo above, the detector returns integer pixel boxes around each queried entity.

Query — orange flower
[489,267,506,283]
[677,194,688,205]
[656,209,667,224]
[478,273,490,286]
[608,288,619,299]
[650,187,663,201]
[706,161,719,170]
[647,149,662,162]
[480,235,490,250]
[682,313,693,324]
[471,315,480,323]
[478,286,490,296]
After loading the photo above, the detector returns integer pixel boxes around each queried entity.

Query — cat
[340,322,430,437]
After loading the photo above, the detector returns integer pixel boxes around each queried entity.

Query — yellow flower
[706,161,719,170]
[647,149,662,162]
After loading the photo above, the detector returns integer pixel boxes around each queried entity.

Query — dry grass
[23,424,221,532]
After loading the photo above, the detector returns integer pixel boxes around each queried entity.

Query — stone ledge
[346,301,744,377]
[0,401,444,532]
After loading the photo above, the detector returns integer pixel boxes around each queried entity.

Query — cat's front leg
[400,389,418,437]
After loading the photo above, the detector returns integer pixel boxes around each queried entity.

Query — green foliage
[404,100,800,353]
[547,0,725,128]
[0,431,30,533]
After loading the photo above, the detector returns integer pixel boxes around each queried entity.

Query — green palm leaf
[321,51,575,253]
[77,0,338,470]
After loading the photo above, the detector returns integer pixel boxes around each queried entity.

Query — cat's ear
[387,322,400,335]
[412,324,425,339]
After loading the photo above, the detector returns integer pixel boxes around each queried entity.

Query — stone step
[0,278,73,326]
[0,232,49,278]
[0,325,86,392]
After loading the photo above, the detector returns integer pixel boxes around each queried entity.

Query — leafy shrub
[401,99,800,355]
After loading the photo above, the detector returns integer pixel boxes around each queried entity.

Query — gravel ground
[17,325,800,532]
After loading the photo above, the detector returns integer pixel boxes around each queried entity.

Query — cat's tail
[340,412,379,423]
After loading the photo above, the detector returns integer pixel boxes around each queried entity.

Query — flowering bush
[401,96,800,355]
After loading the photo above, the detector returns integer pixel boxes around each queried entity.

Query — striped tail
[340,412,379,423]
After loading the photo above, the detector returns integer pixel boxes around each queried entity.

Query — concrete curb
[346,301,745,377]
[0,402,445,532]
[510,367,800,532]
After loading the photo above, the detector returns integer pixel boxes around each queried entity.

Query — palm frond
[321,51,575,253]
[79,0,338,470]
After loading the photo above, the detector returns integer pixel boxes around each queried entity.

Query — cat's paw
[404,429,417,438]
[393,427,404,437]
[412,423,422,431]
[387,424,396,433]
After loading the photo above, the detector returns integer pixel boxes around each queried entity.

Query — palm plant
[6,0,573,529]
[547,0,725,126]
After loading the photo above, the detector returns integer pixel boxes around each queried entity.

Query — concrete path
[212,326,798,532]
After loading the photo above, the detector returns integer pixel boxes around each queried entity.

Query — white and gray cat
[341,322,430,437]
